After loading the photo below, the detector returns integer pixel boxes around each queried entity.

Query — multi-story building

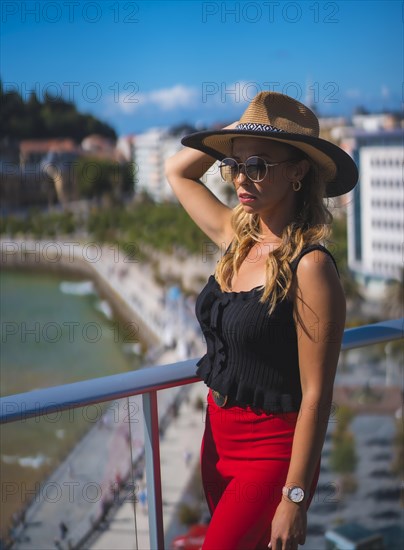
[132,128,171,201]
[132,128,234,205]
[333,125,403,290]
[358,145,403,280]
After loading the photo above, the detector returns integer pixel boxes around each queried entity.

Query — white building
[133,128,173,202]
[359,146,403,281]
[340,128,403,291]
[133,128,235,205]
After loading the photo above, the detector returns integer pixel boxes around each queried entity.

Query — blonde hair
[215,155,333,314]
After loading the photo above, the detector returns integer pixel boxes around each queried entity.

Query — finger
[284,537,297,550]
[267,543,272,549]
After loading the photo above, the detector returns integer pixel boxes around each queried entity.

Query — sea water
[0,269,139,537]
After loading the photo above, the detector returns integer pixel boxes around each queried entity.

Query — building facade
[132,128,234,205]
[132,129,172,201]
[358,146,403,281]
[336,128,403,289]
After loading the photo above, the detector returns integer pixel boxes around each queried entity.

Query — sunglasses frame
[219,156,295,183]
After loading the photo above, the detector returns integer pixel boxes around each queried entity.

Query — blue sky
[1,0,402,136]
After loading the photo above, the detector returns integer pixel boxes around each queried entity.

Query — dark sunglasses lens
[220,158,238,183]
[245,157,267,181]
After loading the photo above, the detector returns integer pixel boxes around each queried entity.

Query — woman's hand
[268,499,307,549]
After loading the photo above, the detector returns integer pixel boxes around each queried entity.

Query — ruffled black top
[195,244,338,413]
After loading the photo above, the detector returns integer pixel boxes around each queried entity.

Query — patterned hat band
[236,122,286,133]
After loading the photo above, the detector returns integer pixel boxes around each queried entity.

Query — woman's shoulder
[290,245,344,307]
[290,244,339,277]
[290,244,346,323]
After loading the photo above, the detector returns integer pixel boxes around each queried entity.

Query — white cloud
[148,84,198,110]
[106,84,198,114]
[106,81,262,116]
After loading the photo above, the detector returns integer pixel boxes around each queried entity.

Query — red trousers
[200,390,320,550]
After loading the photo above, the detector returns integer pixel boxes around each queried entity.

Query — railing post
[143,390,165,550]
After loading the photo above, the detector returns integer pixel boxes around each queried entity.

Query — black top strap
[290,244,339,277]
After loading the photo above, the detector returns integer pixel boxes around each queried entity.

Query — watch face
[289,487,304,502]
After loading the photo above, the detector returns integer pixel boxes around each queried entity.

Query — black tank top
[195,244,339,413]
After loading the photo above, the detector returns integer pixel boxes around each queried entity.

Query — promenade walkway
[88,380,206,550]
[10,352,207,550]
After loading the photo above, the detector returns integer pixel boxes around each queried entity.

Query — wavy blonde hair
[215,149,333,314]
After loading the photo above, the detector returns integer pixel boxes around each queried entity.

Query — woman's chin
[239,200,258,212]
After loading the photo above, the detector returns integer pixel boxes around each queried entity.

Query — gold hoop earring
[292,180,302,192]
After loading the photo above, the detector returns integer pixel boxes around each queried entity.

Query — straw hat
[181,91,358,197]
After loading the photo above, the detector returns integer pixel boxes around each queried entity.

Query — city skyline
[1,0,402,136]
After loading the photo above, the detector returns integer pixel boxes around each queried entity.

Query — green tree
[330,432,358,474]
[75,157,132,200]
[330,406,357,474]
[383,268,404,320]
[330,214,363,316]
[392,419,404,480]
[0,81,117,141]
[177,503,200,526]
[26,91,45,136]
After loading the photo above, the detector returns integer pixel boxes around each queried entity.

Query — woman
[165,92,358,550]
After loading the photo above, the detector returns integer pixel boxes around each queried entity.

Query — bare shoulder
[296,249,340,282]
[294,249,345,305]
[293,249,346,340]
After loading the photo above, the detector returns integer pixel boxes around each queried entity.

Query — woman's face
[230,137,308,217]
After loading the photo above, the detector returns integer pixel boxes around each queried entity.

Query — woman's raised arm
[165,133,236,248]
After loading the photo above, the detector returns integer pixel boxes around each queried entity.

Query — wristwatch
[282,485,305,503]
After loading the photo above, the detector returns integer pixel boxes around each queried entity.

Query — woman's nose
[234,169,248,185]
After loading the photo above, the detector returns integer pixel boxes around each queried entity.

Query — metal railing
[1,318,403,549]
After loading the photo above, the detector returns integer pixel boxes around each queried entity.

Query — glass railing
[1,318,402,550]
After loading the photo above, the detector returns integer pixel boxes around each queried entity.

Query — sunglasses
[219,156,294,183]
